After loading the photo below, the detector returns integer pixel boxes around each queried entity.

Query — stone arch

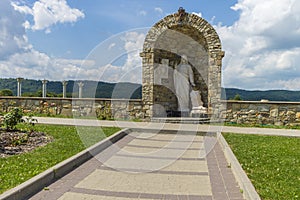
[140,9,224,119]
[143,13,222,54]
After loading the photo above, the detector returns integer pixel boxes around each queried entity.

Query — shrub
[3,107,24,130]
[0,89,13,96]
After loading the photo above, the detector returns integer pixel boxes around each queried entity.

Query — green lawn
[223,133,300,200]
[224,122,300,130]
[0,124,120,194]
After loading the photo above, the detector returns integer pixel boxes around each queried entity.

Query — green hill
[223,88,300,102]
[0,78,299,101]
[0,78,142,99]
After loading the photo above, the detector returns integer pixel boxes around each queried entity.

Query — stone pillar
[78,82,84,98]
[16,77,24,97]
[42,79,48,98]
[208,51,225,120]
[140,51,154,119]
[62,80,68,98]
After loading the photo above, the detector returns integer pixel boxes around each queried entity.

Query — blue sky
[26,0,238,59]
[1,0,300,90]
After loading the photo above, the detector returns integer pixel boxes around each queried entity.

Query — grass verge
[223,133,300,200]
[224,122,300,130]
[0,124,120,194]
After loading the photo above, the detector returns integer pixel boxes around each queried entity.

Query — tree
[233,94,242,101]
[0,89,13,96]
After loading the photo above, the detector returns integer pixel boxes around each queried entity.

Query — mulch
[0,129,53,158]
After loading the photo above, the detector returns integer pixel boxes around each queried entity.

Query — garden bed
[0,129,52,158]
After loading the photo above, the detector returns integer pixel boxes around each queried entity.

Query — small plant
[23,113,38,132]
[3,107,24,131]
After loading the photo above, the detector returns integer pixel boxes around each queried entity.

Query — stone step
[151,117,211,124]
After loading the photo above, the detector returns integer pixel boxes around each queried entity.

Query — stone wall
[141,9,224,119]
[222,100,300,126]
[0,97,144,120]
[2,97,299,126]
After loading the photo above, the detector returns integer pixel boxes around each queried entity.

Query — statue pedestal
[190,90,207,118]
[190,106,208,118]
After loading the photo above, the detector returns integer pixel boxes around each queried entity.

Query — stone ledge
[0,128,129,200]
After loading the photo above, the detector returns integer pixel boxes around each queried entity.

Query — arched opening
[140,9,224,119]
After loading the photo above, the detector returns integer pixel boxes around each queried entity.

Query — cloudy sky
[1,0,300,90]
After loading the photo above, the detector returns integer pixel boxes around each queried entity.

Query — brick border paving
[207,140,244,200]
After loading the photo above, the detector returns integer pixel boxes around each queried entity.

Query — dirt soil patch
[0,129,52,158]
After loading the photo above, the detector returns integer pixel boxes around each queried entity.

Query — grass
[223,133,300,200]
[0,124,120,194]
[224,122,300,130]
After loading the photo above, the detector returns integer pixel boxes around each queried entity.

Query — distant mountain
[0,78,299,101]
[223,88,300,102]
[0,78,142,99]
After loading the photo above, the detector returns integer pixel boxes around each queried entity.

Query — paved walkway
[35,117,300,137]
[30,130,244,200]
[26,117,299,200]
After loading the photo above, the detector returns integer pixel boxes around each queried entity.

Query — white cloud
[0,0,89,81]
[11,2,33,15]
[154,7,163,14]
[95,31,145,83]
[12,0,85,32]
[121,32,145,79]
[138,10,147,16]
[192,12,202,18]
[0,1,29,58]
[2,1,145,84]
[217,0,300,90]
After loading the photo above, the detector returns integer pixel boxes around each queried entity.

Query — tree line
[0,78,299,101]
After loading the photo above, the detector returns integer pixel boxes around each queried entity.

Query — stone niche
[140,8,224,119]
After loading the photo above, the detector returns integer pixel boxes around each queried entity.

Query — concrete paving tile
[119,145,202,159]
[102,155,179,172]
[129,133,204,142]
[126,140,203,151]
[75,169,212,196]
[102,156,208,173]
[57,192,156,200]
[162,159,208,172]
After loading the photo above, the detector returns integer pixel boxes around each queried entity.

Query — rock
[135,112,144,119]
[134,105,142,110]
[270,109,279,117]
[279,111,286,117]
[287,111,295,116]
[249,110,256,115]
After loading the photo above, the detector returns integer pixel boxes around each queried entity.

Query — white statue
[190,90,207,116]
[190,90,203,108]
[174,55,195,112]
